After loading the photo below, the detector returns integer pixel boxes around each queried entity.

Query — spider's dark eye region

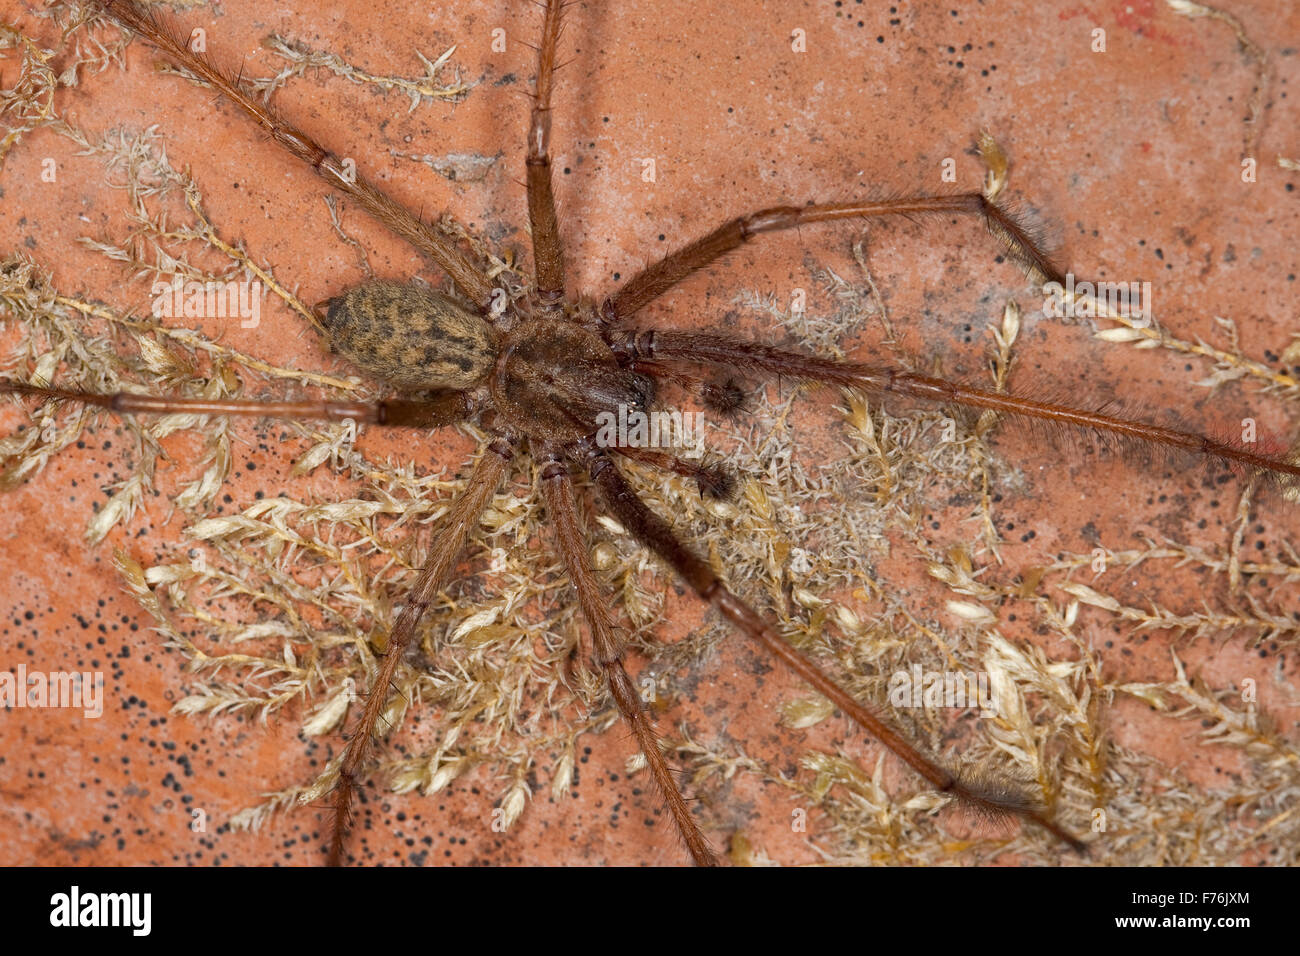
[321,280,497,391]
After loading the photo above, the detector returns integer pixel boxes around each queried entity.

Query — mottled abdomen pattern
[321,281,497,390]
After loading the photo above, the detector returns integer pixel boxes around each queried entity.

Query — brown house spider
[2,0,1298,866]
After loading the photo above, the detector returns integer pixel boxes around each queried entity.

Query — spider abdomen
[321,281,497,390]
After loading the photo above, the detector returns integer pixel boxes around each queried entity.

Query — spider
[2,0,1298,867]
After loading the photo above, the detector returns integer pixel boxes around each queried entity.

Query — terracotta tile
[1,0,1297,866]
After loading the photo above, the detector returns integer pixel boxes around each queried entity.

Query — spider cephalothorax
[491,316,655,443]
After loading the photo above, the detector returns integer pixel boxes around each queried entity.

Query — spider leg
[611,330,1300,486]
[581,442,1087,852]
[0,381,472,428]
[601,194,1059,322]
[610,445,735,500]
[540,451,718,865]
[526,0,567,310]
[624,360,746,415]
[90,0,497,307]
[328,437,515,866]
